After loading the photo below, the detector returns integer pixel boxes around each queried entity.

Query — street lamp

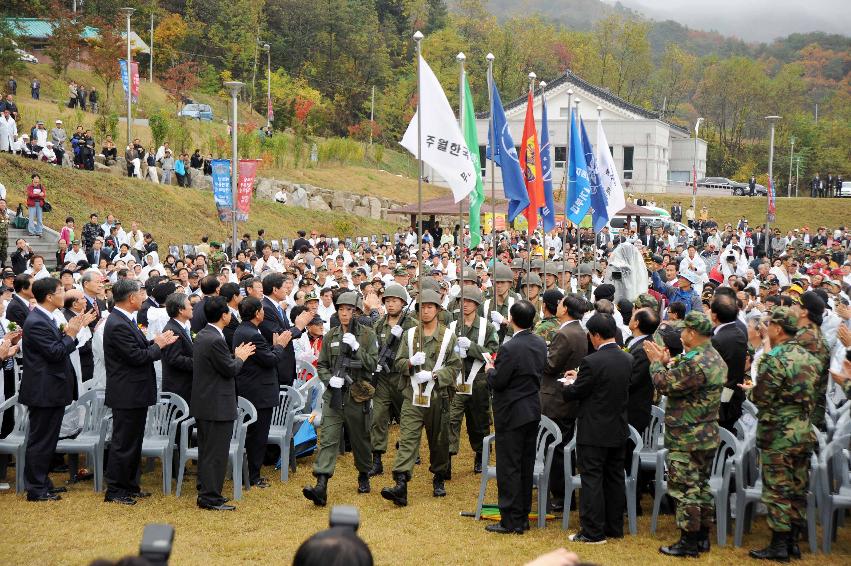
[119,7,135,149]
[224,81,244,254]
[692,117,703,211]
[765,115,781,258]
[788,136,795,198]
[263,43,271,129]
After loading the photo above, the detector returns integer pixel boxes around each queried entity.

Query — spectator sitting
[101,136,118,165]
[40,142,58,164]
[274,189,288,204]
[190,149,203,169]
[16,135,38,159]
[203,153,213,176]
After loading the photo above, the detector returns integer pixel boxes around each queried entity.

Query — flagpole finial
[567,88,574,95]
[486,53,494,61]
[540,81,547,89]
[413,30,424,41]
[456,52,466,61]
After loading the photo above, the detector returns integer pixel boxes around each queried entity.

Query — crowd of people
[1,188,850,561]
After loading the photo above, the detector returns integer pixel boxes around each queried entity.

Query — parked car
[15,48,38,64]
[697,176,765,196]
[177,103,213,121]
[839,181,851,198]
[732,183,767,196]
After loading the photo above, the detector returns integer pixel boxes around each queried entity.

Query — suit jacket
[563,342,631,447]
[641,234,656,249]
[10,250,31,274]
[487,329,546,432]
[161,318,194,405]
[711,323,747,417]
[86,249,105,266]
[103,309,162,409]
[19,307,78,408]
[541,320,588,420]
[191,325,244,421]
[233,321,285,410]
[223,314,240,350]
[259,296,303,386]
[627,336,653,433]
[137,297,159,328]
[6,294,31,327]
[190,296,210,333]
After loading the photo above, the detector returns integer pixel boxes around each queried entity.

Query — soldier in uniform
[534,289,563,344]
[789,291,830,430]
[644,311,725,557]
[543,262,563,294]
[745,307,818,561]
[380,289,461,506]
[302,292,378,506]
[208,241,228,276]
[510,257,526,293]
[369,284,416,477]
[520,273,543,316]
[447,285,499,475]
[576,263,594,302]
[481,262,520,342]
[445,266,479,321]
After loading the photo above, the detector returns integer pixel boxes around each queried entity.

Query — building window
[623,146,634,180]
[554,146,566,168]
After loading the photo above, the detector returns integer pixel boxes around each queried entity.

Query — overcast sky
[613,0,850,42]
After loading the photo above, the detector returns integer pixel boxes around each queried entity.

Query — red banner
[130,61,139,102]
[267,95,274,123]
[236,159,260,221]
[521,91,544,230]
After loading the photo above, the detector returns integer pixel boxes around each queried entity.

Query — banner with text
[119,60,140,103]
[236,159,260,222]
[211,159,232,222]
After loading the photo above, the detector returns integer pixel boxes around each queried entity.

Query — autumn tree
[43,3,86,77]
[159,60,200,107]
[0,20,24,81]
[152,12,189,72]
[85,18,124,103]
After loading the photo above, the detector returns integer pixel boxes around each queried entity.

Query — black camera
[139,524,175,566]
[329,505,360,532]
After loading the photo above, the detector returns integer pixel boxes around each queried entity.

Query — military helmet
[304,291,319,303]
[417,289,444,308]
[682,311,713,336]
[393,266,409,276]
[531,259,545,271]
[461,266,478,282]
[420,277,441,292]
[494,262,514,282]
[577,263,593,276]
[459,285,483,305]
[545,262,560,276]
[383,283,408,302]
[633,293,659,311]
[510,257,525,270]
[768,306,799,332]
[521,273,543,287]
[336,291,359,308]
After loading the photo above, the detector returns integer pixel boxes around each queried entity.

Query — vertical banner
[267,96,274,123]
[119,59,129,95]
[130,61,140,103]
[767,176,776,222]
[236,159,260,221]
[211,159,233,222]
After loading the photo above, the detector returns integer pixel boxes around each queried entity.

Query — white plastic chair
[625,425,643,536]
[55,388,111,492]
[818,433,851,553]
[0,395,28,493]
[650,447,669,535]
[560,430,583,530]
[709,428,738,546]
[267,386,304,482]
[733,433,764,547]
[141,392,188,495]
[175,396,257,501]
[639,405,665,478]
[475,415,562,529]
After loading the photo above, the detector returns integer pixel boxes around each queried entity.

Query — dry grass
[1,424,849,566]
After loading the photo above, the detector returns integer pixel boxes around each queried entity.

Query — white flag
[400,55,476,203]
[596,118,626,219]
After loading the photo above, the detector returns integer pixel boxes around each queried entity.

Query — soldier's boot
[473,452,483,474]
[357,472,370,494]
[445,457,452,481]
[367,453,383,477]
[788,525,802,560]
[697,527,711,553]
[381,472,408,507]
[432,474,446,497]
[749,530,790,562]
[302,474,328,507]
[659,529,700,558]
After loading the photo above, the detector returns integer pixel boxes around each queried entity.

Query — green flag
[462,75,484,248]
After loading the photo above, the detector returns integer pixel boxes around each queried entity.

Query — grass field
[1,426,849,566]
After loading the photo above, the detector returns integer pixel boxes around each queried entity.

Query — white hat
[55,119,63,124]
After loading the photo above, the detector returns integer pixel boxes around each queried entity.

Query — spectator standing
[26,174,46,237]
[58,217,75,246]
[146,147,159,183]
[89,88,98,113]
[67,81,77,108]
[82,214,104,251]
[30,78,39,100]
[77,84,87,111]
[6,76,15,95]
[175,153,187,187]
[0,108,17,152]
[161,150,175,185]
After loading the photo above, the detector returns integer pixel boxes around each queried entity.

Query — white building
[466,70,707,194]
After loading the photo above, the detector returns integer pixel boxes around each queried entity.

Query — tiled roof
[5,17,100,41]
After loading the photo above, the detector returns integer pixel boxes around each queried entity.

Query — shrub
[94,107,119,142]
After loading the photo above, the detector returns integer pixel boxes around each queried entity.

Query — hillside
[0,154,397,246]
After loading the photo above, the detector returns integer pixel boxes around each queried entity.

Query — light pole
[149,12,154,83]
[787,136,795,198]
[765,115,781,258]
[119,7,135,149]
[263,43,271,129]
[692,117,703,211]
[224,81,244,254]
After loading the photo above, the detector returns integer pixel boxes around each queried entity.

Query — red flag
[521,91,544,230]
[130,62,140,102]
[236,159,260,221]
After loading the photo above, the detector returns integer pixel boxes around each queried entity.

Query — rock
[291,186,309,208]
[256,177,277,201]
[353,205,370,218]
[368,196,382,219]
[94,162,112,174]
[95,154,105,165]
[308,196,330,211]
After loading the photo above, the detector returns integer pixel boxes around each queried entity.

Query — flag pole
[540,79,548,293]
[457,52,466,337]
[486,53,495,319]
[562,88,573,291]
[414,30,424,353]
[526,71,536,298]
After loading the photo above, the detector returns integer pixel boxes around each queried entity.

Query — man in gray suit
[191,296,255,511]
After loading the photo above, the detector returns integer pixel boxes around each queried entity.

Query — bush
[94,107,119,143]
[148,111,172,149]
[318,137,364,164]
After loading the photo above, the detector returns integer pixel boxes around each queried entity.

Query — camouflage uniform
[753,308,817,534]
[634,293,660,313]
[650,312,725,534]
[208,244,228,275]
[788,323,830,430]
[533,315,560,345]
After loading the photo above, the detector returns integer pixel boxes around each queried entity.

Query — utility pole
[765,115,781,258]
[224,81,245,253]
[149,12,154,83]
[692,117,703,211]
[787,136,795,198]
[264,43,271,129]
[369,85,375,147]
[120,7,135,150]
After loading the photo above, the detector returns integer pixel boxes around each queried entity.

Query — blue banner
[580,118,609,232]
[119,59,129,96]
[566,109,592,225]
[486,80,529,222]
[539,95,556,232]
[211,159,233,222]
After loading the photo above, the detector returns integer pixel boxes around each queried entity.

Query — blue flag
[580,118,609,232]
[486,81,529,221]
[211,159,233,222]
[539,95,556,232]
[566,109,591,225]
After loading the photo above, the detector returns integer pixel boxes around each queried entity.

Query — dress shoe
[75,468,94,481]
[357,472,370,494]
[27,492,61,502]
[131,491,152,498]
[380,472,408,507]
[104,495,137,506]
[749,530,790,562]
[659,529,699,557]
[302,474,328,506]
[251,477,271,489]
[367,453,383,477]
[485,523,521,534]
[568,532,607,544]
[548,498,565,513]
[48,486,68,494]
[522,519,531,532]
[432,474,446,497]
[198,502,236,511]
[473,459,482,474]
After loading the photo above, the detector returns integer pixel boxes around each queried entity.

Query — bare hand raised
[274,330,292,347]
[235,341,256,361]
[154,330,178,348]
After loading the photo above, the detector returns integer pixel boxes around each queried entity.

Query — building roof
[5,17,99,41]
[390,194,507,216]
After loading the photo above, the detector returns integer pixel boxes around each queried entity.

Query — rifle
[374,305,411,379]
[329,324,362,410]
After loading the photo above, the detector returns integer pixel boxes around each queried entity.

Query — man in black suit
[190,275,221,333]
[484,300,547,534]
[19,278,93,501]
[563,313,632,543]
[541,294,588,510]
[710,294,747,432]
[219,282,242,349]
[161,293,194,404]
[292,230,311,254]
[137,276,165,328]
[7,273,34,327]
[640,227,656,251]
[234,297,289,488]
[103,279,177,505]
[86,238,107,267]
[595,226,612,251]
[191,296,255,510]
[260,273,312,386]
[10,239,32,275]
[80,271,107,382]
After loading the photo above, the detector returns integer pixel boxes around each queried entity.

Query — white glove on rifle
[329,376,345,389]
[457,337,471,350]
[413,370,433,384]
[390,325,404,338]
[409,351,426,366]
[342,332,359,351]
[490,311,505,326]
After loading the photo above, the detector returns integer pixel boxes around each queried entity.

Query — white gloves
[409,351,426,366]
[457,337,471,350]
[457,347,468,359]
[329,376,345,389]
[390,325,403,338]
[490,311,505,326]
[413,370,433,384]
[342,333,359,351]
[297,352,315,364]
